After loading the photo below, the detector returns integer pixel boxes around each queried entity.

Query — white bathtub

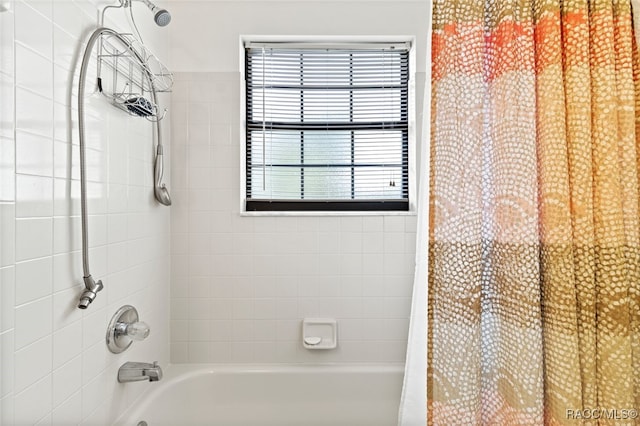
[116,364,404,426]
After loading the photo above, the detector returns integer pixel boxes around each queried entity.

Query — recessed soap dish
[302,318,337,350]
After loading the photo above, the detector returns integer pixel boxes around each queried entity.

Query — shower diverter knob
[107,305,150,353]
[117,320,150,341]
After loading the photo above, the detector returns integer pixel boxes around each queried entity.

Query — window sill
[240,209,417,217]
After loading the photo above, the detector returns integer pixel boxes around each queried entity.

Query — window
[243,41,412,212]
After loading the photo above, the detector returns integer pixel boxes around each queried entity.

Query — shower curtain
[400,0,640,424]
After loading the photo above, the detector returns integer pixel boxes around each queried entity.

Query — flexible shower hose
[76,27,165,309]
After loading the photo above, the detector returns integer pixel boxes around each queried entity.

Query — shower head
[154,183,172,206]
[153,9,171,26]
[154,147,172,206]
[137,0,171,26]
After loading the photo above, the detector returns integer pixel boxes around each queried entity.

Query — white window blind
[245,43,410,212]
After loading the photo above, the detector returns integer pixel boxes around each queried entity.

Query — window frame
[239,36,417,216]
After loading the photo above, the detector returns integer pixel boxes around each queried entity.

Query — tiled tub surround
[0,0,429,422]
[165,0,429,365]
[169,71,421,364]
[0,1,171,424]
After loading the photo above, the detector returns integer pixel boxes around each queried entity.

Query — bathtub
[116,364,404,426]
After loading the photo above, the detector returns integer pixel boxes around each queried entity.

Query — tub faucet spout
[118,361,163,383]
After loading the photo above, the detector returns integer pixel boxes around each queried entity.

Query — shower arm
[76,27,166,309]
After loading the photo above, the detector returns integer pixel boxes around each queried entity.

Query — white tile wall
[167,1,430,74]
[169,72,419,364]
[0,0,171,424]
[0,1,16,424]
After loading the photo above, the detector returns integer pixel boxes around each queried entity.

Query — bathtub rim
[164,361,404,377]
[115,362,405,425]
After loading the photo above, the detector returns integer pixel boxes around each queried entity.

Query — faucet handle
[125,321,150,341]
[107,305,151,353]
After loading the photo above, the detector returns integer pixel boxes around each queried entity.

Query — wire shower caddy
[97,32,173,120]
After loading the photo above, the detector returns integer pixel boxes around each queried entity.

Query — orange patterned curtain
[429,0,640,424]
